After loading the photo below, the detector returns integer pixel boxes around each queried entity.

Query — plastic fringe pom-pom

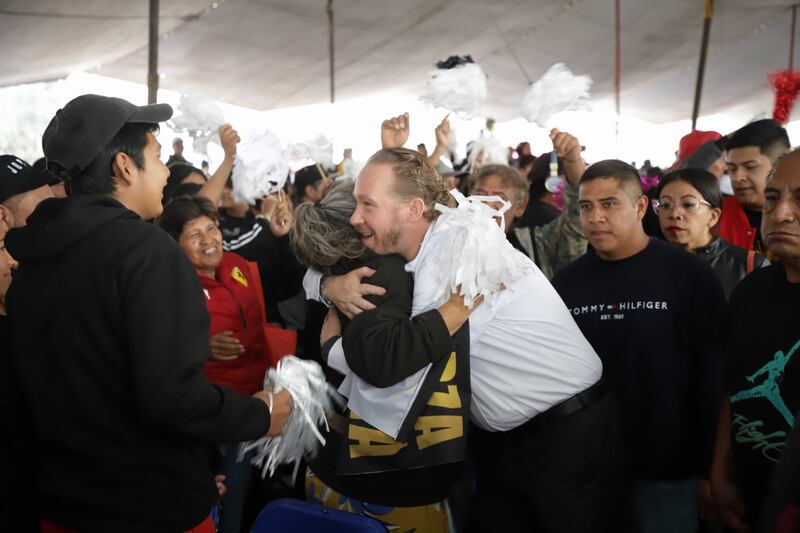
[169,93,225,155]
[239,356,342,479]
[522,63,592,127]
[289,135,334,168]
[430,190,532,308]
[420,58,488,116]
[231,129,289,204]
[468,135,508,171]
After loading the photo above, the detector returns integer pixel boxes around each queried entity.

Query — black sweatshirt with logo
[552,238,726,479]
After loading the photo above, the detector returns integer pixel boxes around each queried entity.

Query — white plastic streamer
[239,356,342,479]
[169,93,226,155]
[231,129,289,204]
[522,63,593,127]
[430,190,532,307]
[288,135,334,168]
[420,62,489,116]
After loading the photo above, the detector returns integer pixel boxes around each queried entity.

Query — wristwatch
[319,275,334,308]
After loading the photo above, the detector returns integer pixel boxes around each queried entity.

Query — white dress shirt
[405,218,603,431]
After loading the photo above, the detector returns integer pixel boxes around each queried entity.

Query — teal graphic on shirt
[731,338,800,427]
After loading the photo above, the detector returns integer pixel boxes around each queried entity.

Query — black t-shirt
[552,238,726,479]
[724,262,800,521]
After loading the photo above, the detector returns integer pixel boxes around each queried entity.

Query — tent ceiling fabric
[1,0,798,124]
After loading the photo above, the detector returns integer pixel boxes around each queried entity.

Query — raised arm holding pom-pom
[549,128,584,186]
[198,124,240,205]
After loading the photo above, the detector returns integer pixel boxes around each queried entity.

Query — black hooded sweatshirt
[4,195,270,533]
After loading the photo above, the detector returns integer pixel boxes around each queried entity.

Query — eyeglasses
[652,199,712,215]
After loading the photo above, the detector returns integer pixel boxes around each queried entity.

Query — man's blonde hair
[367,148,450,220]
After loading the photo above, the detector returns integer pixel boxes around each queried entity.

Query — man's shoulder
[551,250,592,284]
[729,262,784,302]
[649,238,712,272]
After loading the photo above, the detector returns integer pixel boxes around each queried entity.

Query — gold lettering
[348,424,407,458]
[415,415,463,450]
[428,384,462,409]
[440,352,457,381]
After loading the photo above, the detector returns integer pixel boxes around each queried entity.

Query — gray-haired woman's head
[290,180,365,273]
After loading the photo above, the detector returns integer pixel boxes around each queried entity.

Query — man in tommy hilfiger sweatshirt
[552,159,726,533]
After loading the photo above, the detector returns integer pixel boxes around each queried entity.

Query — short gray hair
[290,180,365,273]
[471,164,529,205]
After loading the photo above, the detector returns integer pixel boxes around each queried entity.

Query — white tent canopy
[1,0,798,125]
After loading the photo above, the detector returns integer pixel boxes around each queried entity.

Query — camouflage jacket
[512,185,587,279]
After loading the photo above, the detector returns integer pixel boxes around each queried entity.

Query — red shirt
[719,195,757,251]
[199,252,268,395]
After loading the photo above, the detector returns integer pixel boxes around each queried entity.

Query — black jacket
[695,237,769,299]
[310,253,468,506]
[4,195,270,533]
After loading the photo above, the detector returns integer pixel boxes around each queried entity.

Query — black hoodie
[4,195,270,533]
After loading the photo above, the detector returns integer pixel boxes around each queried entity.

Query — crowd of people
[0,92,799,533]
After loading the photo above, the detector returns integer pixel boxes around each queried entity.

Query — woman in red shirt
[159,195,271,533]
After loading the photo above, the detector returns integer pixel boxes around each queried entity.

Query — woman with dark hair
[157,194,291,533]
[291,180,473,533]
[654,168,768,298]
[162,163,207,203]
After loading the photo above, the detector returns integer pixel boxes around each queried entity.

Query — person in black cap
[0,154,54,233]
[3,94,291,533]
[292,163,332,205]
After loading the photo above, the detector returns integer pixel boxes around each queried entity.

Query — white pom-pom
[289,135,334,168]
[429,190,532,307]
[421,62,488,116]
[522,63,592,127]
[169,93,226,155]
[468,135,508,170]
[239,356,342,479]
[231,129,289,204]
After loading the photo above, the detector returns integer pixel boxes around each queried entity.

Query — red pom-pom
[769,70,800,123]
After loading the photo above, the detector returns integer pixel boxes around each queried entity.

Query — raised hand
[381,113,410,149]
[219,124,240,160]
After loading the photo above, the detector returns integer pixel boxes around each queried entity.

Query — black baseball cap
[0,155,51,203]
[293,164,327,192]
[42,94,173,181]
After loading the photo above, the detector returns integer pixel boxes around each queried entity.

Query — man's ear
[407,197,427,222]
[0,204,14,233]
[112,152,136,188]
[513,197,529,218]
[304,184,316,201]
[635,194,649,221]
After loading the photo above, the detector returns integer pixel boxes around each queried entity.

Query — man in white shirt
[312,122,626,531]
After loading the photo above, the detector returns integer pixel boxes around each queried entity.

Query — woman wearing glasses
[654,168,768,298]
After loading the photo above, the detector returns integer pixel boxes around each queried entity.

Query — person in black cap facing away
[292,163,332,206]
[3,94,292,533]
[0,154,54,233]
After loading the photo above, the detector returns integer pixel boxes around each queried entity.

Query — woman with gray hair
[291,180,473,533]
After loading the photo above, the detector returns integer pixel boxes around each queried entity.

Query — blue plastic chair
[250,498,388,532]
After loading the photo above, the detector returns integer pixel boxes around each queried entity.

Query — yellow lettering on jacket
[349,423,407,458]
[440,352,456,381]
[415,415,464,450]
[428,385,461,409]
